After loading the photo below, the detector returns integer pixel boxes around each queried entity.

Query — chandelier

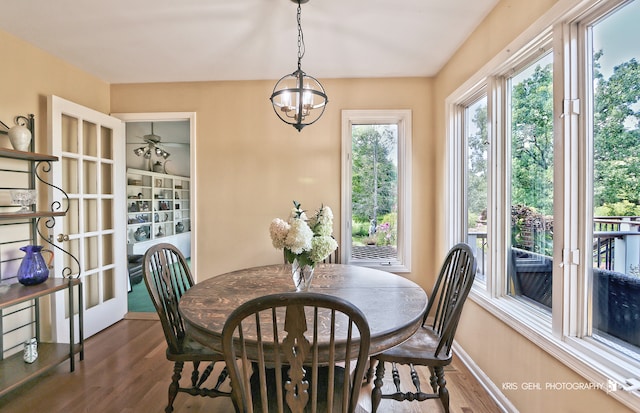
[270,0,328,132]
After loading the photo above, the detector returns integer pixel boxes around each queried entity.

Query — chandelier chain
[270,0,327,131]
[296,2,305,69]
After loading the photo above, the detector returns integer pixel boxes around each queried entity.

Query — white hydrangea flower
[285,218,313,254]
[269,218,290,249]
[309,235,338,263]
[270,201,338,266]
[309,205,334,236]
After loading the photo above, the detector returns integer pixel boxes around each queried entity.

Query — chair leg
[435,366,450,413]
[371,360,386,413]
[365,358,375,384]
[167,361,184,413]
[428,366,438,393]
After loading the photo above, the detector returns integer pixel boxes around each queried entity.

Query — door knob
[57,234,69,242]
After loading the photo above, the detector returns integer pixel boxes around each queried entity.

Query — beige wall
[111,77,437,287]
[433,0,632,411]
[0,30,110,151]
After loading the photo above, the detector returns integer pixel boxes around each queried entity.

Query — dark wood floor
[0,318,503,412]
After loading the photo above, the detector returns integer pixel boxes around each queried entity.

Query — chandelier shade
[270,0,327,132]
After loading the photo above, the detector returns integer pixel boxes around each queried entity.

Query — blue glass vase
[17,245,50,286]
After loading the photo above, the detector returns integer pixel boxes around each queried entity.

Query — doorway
[112,112,196,315]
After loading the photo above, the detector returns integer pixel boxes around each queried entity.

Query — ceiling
[0,0,499,84]
[126,121,190,145]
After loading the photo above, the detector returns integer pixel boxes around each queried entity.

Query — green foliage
[468,102,488,218]
[468,212,479,228]
[511,204,553,256]
[351,125,398,223]
[593,57,640,207]
[510,62,554,216]
[352,220,369,237]
[594,200,640,217]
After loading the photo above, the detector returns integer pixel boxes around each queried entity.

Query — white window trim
[446,0,640,410]
[340,109,412,273]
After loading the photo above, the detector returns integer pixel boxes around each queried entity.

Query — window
[465,95,489,284]
[341,110,411,272]
[507,52,554,310]
[588,0,640,361]
[448,0,640,408]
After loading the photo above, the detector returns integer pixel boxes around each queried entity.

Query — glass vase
[292,258,315,292]
[17,245,50,286]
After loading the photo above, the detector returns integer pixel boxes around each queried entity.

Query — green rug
[127,258,191,313]
[128,280,155,312]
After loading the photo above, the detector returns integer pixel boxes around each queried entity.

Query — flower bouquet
[269,200,338,290]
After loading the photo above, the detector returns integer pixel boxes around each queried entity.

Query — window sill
[347,260,410,273]
[469,289,640,411]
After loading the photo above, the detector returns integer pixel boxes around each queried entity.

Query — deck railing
[469,216,640,276]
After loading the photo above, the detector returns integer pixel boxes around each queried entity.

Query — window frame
[450,89,490,288]
[341,109,412,273]
[446,0,640,409]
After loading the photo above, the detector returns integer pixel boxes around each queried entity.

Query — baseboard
[124,311,159,320]
[452,341,520,413]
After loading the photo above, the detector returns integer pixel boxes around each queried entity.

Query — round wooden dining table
[179,263,427,357]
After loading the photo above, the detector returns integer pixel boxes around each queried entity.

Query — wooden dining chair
[142,243,231,413]
[221,292,371,413]
[368,243,477,413]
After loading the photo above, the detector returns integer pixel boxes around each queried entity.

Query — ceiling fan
[133,123,172,160]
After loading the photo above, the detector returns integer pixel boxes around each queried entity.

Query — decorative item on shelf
[155,178,163,187]
[269,200,338,291]
[154,212,159,223]
[152,161,164,173]
[129,202,139,212]
[23,338,38,364]
[10,189,37,212]
[134,226,148,241]
[7,114,34,151]
[176,221,184,233]
[156,227,164,237]
[270,0,327,132]
[16,245,52,286]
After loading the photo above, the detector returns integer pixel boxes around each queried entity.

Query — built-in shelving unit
[126,168,191,257]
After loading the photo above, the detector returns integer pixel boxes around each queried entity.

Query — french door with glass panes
[48,95,126,341]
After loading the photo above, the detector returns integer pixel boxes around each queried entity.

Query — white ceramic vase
[8,124,32,151]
